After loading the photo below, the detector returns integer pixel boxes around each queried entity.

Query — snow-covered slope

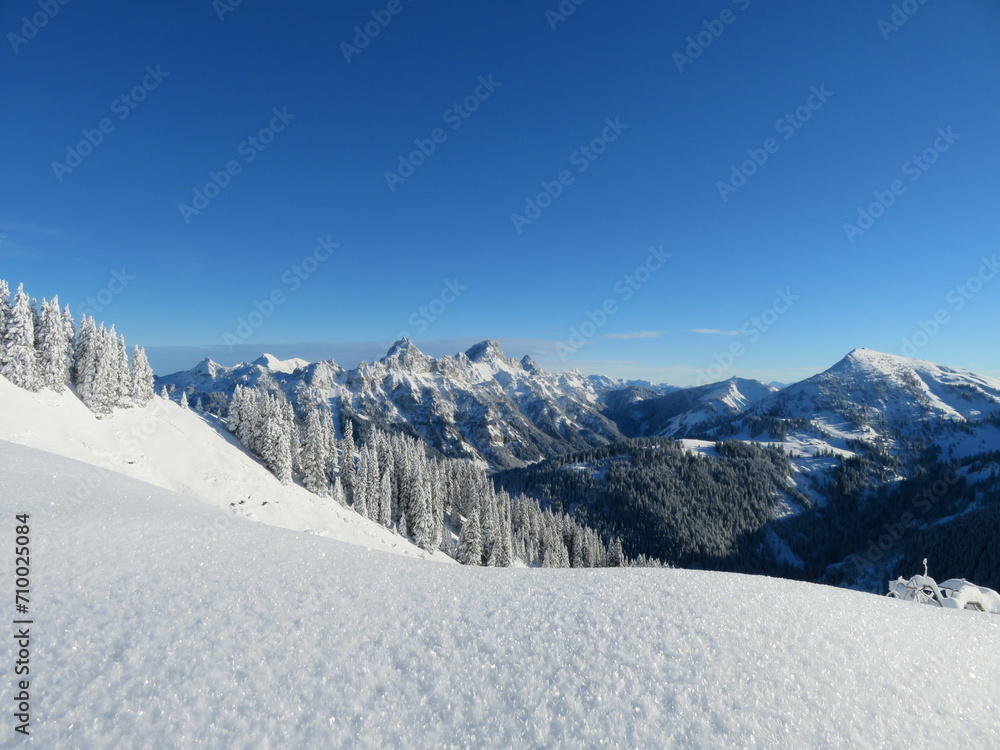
[598,376,776,438]
[780,348,1000,424]
[2,439,997,748]
[632,376,778,437]
[718,348,1000,460]
[0,376,444,562]
[159,339,629,469]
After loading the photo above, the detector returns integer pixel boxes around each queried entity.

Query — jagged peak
[192,358,222,376]
[384,337,422,358]
[465,339,506,362]
[520,354,538,372]
[381,338,431,371]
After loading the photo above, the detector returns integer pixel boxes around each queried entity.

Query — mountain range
[158,341,1000,589]
[158,341,1000,468]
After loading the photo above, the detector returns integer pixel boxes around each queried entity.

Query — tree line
[0,279,154,414]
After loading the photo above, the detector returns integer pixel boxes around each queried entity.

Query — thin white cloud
[690,328,740,336]
[0,221,64,236]
[603,331,666,340]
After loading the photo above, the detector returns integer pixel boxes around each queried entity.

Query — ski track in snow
[1,441,998,749]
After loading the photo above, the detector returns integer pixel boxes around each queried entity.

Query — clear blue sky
[2,0,998,384]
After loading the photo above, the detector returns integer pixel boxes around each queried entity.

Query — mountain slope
[609,376,777,437]
[3,439,998,748]
[740,348,1000,451]
[0,375,441,561]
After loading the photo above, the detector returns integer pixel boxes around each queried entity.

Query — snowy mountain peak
[839,347,906,369]
[381,338,431,370]
[465,339,507,363]
[193,358,222,377]
[252,353,310,374]
[384,337,419,356]
[727,347,1000,458]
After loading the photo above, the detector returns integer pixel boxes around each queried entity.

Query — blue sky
[1,0,998,384]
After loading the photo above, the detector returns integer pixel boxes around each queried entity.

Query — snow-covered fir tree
[113,331,131,407]
[36,297,70,392]
[408,459,435,551]
[2,284,39,391]
[340,418,356,504]
[301,408,331,496]
[0,280,11,370]
[61,304,75,375]
[353,443,371,519]
[73,315,96,389]
[262,393,295,484]
[130,347,154,406]
[457,499,483,565]
[91,325,119,414]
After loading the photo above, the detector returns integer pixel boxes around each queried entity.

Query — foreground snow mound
[2,441,998,749]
